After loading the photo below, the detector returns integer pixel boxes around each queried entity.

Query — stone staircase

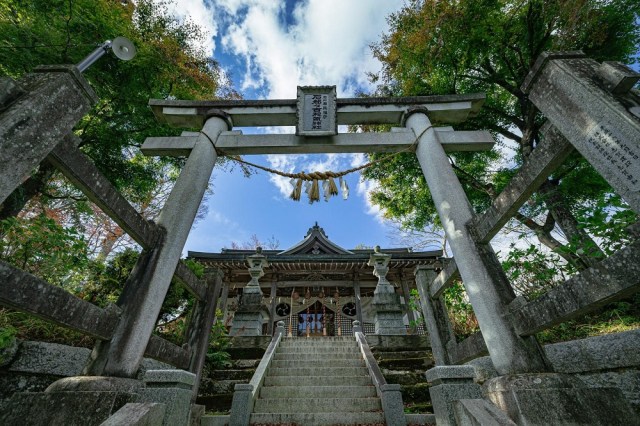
[250,336,386,425]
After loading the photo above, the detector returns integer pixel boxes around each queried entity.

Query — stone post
[400,273,417,334]
[0,66,98,204]
[267,279,278,335]
[369,248,406,335]
[522,52,640,213]
[406,109,550,374]
[425,365,482,426]
[229,249,268,336]
[219,281,230,319]
[415,266,455,365]
[84,112,232,378]
[185,269,223,401]
[139,370,196,426]
[352,276,364,327]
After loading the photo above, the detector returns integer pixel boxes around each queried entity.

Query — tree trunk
[0,161,55,220]
[514,212,585,269]
[539,180,605,269]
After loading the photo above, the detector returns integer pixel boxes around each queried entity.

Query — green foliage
[502,243,568,299]
[409,282,478,339]
[0,324,17,350]
[0,323,17,364]
[79,248,141,307]
[537,294,640,344]
[0,309,94,348]
[206,314,231,369]
[573,194,638,256]
[0,215,89,286]
[81,248,194,327]
[0,0,237,355]
[407,288,425,329]
[366,0,639,250]
[184,258,205,278]
[442,281,479,339]
[0,0,238,255]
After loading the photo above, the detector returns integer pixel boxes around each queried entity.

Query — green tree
[0,0,237,224]
[366,0,640,269]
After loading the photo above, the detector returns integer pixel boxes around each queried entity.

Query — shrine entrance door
[297,301,335,337]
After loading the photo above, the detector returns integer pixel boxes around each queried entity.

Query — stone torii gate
[136,86,549,379]
[2,51,640,424]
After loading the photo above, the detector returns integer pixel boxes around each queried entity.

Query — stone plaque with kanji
[296,85,337,136]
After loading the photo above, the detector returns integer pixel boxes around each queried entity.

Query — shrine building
[188,223,444,337]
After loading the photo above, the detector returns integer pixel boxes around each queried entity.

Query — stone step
[210,369,253,380]
[268,366,369,377]
[199,414,229,426]
[249,412,386,426]
[274,351,359,360]
[260,385,377,399]
[264,375,374,387]
[280,336,354,342]
[276,347,360,354]
[253,397,382,413]
[375,350,431,360]
[271,358,364,368]
[279,339,356,345]
[200,412,434,426]
[278,343,358,350]
[407,413,437,425]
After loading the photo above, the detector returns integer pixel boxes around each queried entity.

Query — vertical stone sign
[296,85,337,136]
[522,52,640,212]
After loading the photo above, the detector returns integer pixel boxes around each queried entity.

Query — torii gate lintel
[142,91,495,157]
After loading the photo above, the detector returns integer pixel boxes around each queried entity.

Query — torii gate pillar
[85,112,231,377]
[405,108,550,375]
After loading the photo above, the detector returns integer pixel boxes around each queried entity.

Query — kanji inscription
[296,86,337,136]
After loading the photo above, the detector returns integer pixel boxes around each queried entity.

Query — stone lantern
[369,247,406,335]
[229,248,269,336]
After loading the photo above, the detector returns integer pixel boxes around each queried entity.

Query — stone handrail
[353,321,407,426]
[229,321,285,426]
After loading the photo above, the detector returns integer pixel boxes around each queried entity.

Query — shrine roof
[188,223,441,265]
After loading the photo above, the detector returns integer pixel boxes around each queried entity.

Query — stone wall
[0,341,172,400]
[467,329,640,413]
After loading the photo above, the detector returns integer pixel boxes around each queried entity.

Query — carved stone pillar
[400,272,417,334]
[267,279,278,335]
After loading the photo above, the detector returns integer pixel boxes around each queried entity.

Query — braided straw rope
[216,125,432,181]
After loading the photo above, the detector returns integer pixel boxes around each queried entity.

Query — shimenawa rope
[215,125,432,203]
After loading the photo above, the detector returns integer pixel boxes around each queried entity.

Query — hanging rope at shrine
[216,125,432,204]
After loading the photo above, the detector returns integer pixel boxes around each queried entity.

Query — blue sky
[164,0,409,254]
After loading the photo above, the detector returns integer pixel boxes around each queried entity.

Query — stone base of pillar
[372,293,406,335]
[138,369,196,426]
[483,373,638,425]
[0,388,137,425]
[229,311,263,336]
[426,365,483,426]
[229,292,265,337]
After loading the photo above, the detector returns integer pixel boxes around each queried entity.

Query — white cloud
[164,0,218,55]
[265,154,308,197]
[184,208,250,253]
[174,0,401,234]
[356,174,385,223]
[212,0,401,98]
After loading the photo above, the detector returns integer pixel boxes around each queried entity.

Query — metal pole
[76,41,111,72]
